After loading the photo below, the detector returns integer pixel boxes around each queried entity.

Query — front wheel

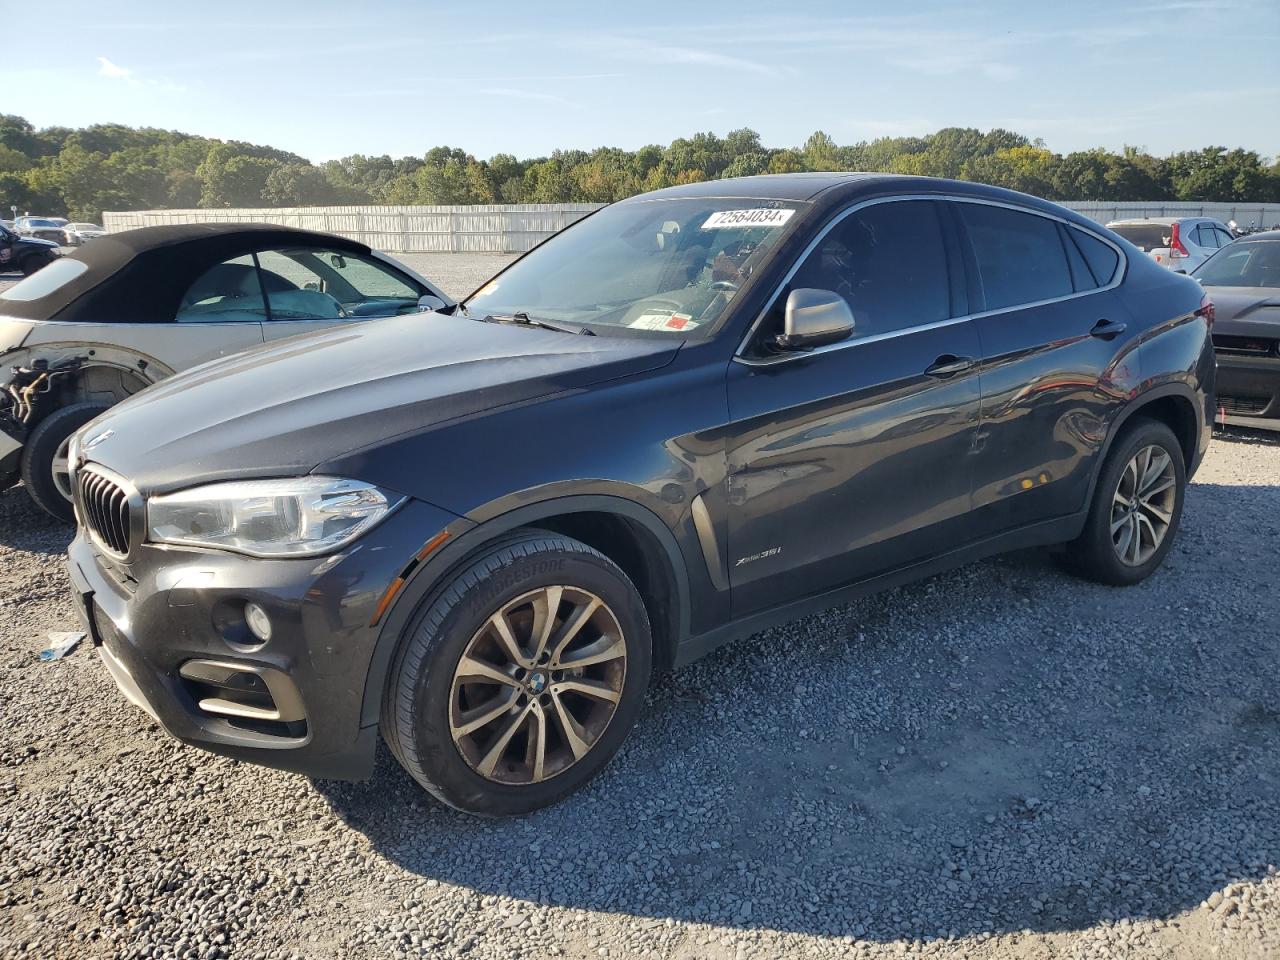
[1060,418,1186,586]
[20,401,113,522]
[381,531,652,816]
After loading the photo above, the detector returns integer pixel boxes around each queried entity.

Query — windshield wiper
[482,312,595,336]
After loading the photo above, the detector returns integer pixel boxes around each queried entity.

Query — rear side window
[958,204,1072,311]
[1069,227,1120,287]
[1193,226,1218,249]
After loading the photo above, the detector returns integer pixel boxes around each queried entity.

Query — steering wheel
[633,298,686,315]
[709,280,739,294]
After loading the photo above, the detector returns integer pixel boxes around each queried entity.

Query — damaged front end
[1,356,85,489]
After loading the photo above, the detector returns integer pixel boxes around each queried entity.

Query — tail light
[1196,294,1215,328]
[1169,222,1189,259]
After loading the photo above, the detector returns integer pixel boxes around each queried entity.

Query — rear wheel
[21,401,112,522]
[381,530,652,816]
[1060,418,1186,586]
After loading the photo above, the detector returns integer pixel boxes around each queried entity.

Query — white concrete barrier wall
[103,201,1280,252]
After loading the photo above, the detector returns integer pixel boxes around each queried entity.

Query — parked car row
[0,173,1221,815]
[8,215,106,247]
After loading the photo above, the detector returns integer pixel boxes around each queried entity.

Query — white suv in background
[1105,216,1234,273]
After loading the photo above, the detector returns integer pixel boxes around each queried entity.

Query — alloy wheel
[51,435,74,502]
[1110,444,1177,566]
[448,586,627,785]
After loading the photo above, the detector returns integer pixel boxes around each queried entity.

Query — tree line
[2,114,1277,223]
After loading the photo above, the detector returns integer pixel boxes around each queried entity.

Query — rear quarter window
[1070,227,1121,287]
[0,258,88,302]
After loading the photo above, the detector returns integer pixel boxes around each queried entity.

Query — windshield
[28,219,60,228]
[464,198,806,337]
[1108,223,1173,252]
[1194,242,1280,288]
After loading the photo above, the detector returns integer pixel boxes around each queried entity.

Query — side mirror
[775,288,854,351]
[417,294,447,313]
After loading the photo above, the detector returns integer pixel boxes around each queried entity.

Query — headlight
[147,476,403,557]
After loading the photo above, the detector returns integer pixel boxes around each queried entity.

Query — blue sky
[3,0,1277,162]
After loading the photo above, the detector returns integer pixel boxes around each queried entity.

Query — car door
[26,254,269,377]
[724,197,983,617]
[256,247,426,342]
[953,200,1136,534]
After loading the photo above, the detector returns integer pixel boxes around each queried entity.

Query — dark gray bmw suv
[66,174,1214,815]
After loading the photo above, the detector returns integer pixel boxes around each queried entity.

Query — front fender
[357,492,693,730]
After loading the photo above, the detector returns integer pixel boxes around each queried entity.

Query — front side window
[1194,243,1280,287]
[464,198,805,337]
[752,199,950,350]
[959,204,1072,311]
[175,255,269,323]
[256,247,422,320]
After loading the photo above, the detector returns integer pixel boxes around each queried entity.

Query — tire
[19,253,53,276]
[1060,418,1186,586]
[381,530,652,816]
[20,401,113,522]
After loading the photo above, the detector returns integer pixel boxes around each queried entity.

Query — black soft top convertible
[0,223,447,324]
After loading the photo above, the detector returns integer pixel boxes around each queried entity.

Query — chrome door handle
[925,355,975,378]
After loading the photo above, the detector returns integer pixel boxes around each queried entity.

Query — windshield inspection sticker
[629,312,699,331]
[702,208,795,230]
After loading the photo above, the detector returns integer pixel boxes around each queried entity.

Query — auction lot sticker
[630,312,699,331]
[702,208,795,230]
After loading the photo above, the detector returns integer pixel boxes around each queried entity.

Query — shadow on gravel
[317,476,1280,943]
[0,484,74,555]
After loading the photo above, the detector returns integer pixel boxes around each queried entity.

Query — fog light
[244,602,272,642]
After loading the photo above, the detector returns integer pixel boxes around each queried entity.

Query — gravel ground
[2,258,1279,959]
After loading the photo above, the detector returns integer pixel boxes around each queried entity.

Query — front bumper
[66,498,459,780]
[1215,353,1280,431]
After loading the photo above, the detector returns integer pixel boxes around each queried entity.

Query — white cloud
[97,56,135,80]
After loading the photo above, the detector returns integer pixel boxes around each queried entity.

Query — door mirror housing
[417,294,447,313]
[775,288,855,351]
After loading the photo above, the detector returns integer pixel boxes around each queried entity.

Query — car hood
[79,313,681,493]
[1203,285,1280,336]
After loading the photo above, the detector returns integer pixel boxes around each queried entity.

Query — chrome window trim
[733,193,1128,367]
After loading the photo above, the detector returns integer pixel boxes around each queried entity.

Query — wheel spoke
[549,597,602,664]
[1129,515,1144,564]
[556,634,626,670]
[1136,512,1161,555]
[1139,499,1172,526]
[1139,451,1171,493]
[554,678,621,704]
[529,586,563,662]
[455,654,521,688]
[487,610,528,666]
[549,689,591,760]
[476,707,530,778]
[528,703,548,782]
[452,692,517,737]
[1140,476,1175,500]
[1110,511,1131,534]
[1114,513,1134,554]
